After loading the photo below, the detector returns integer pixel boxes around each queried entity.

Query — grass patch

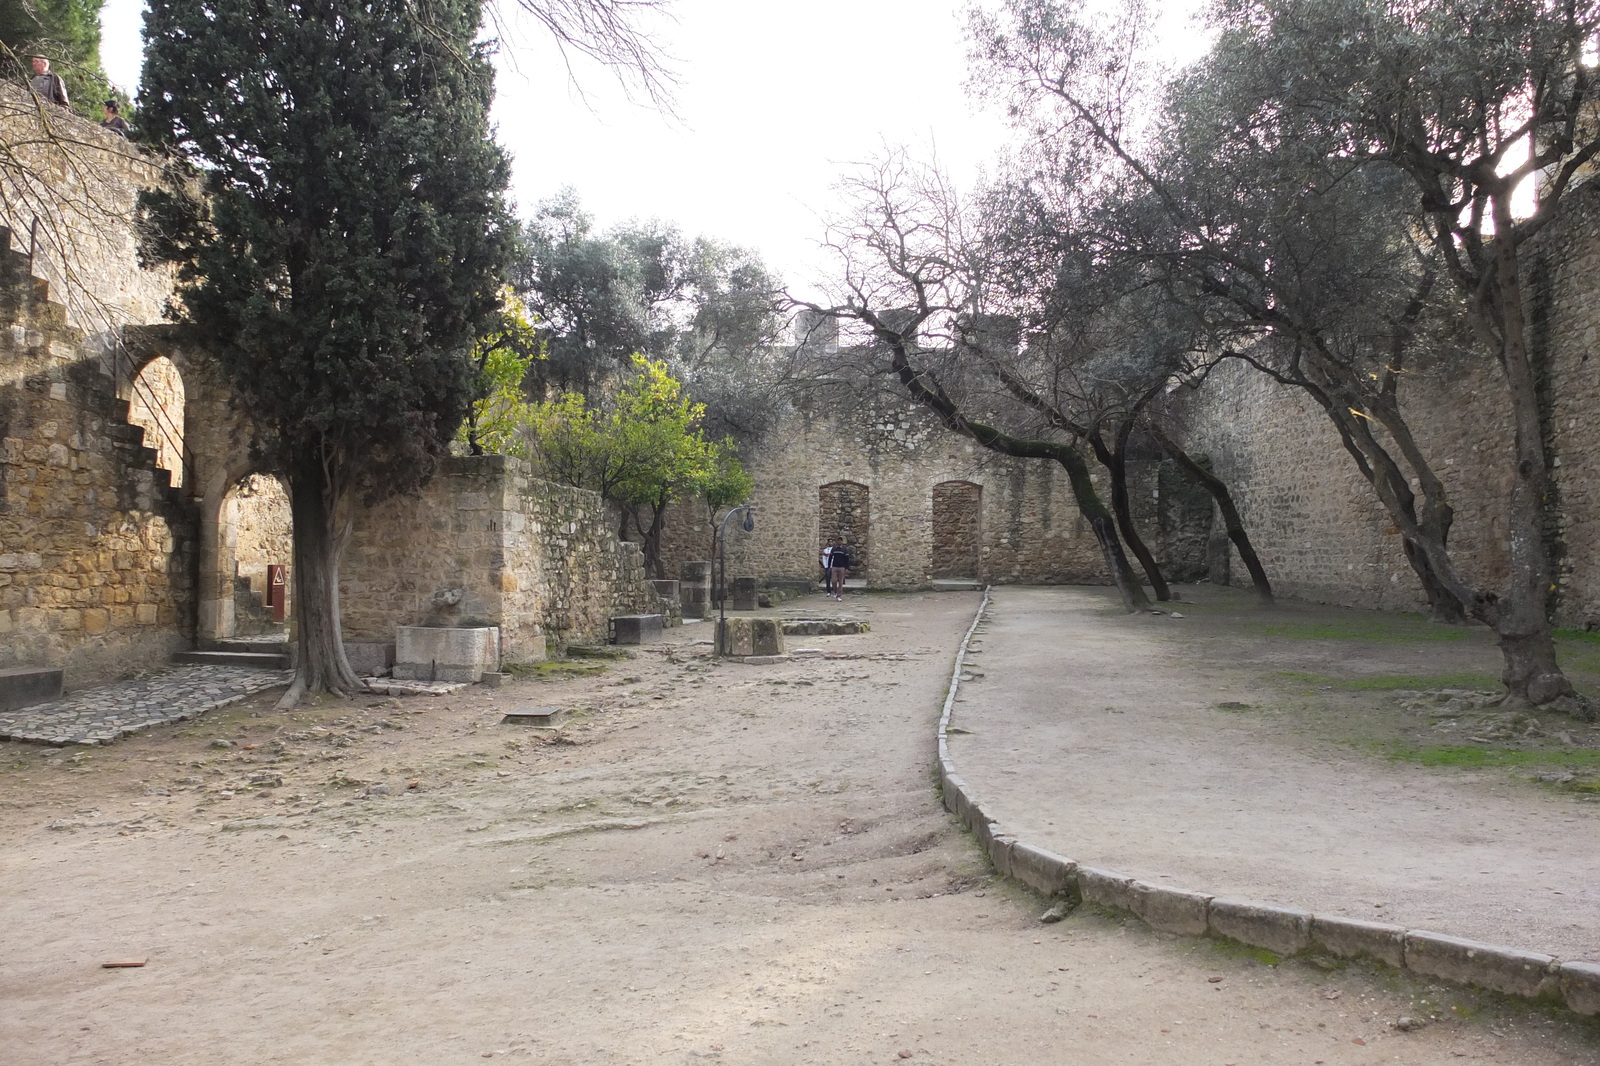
[1378,743,1600,769]
[1243,617,1472,643]
[1276,670,1500,691]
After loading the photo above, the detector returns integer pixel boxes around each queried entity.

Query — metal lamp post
[717,504,756,655]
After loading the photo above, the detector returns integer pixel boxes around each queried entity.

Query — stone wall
[1174,179,1600,623]
[341,454,664,661]
[654,398,1193,590]
[0,81,177,333]
[0,226,197,685]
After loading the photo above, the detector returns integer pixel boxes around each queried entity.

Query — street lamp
[717,504,757,655]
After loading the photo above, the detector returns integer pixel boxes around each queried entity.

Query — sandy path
[2,590,1595,1063]
[951,585,1600,962]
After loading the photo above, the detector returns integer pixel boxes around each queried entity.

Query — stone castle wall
[1174,179,1600,625]
[0,81,178,333]
[341,454,663,661]
[653,397,1197,591]
[0,226,197,686]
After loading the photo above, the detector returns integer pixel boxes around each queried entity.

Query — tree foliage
[139,0,515,704]
[522,355,749,575]
[517,190,790,441]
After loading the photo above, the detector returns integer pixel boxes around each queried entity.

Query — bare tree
[972,0,1600,713]
[800,154,1156,611]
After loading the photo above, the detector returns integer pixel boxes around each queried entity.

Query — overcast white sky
[96,1,1204,295]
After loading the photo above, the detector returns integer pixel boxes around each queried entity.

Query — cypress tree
[140,0,515,704]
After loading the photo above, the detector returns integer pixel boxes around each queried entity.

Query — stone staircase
[174,637,294,670]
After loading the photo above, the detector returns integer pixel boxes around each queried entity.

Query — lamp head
[742,511,755,533]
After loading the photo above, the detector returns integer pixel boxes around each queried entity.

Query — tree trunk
[1090,423,1171,601]
[1147,424,1273,604]
[642,500,669,580]
[1484,230,1572,706]
[278,458,361,708]
[1401,538,1467,625]
[1054,444,1151,611]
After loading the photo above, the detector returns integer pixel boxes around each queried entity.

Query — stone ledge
[1209,898,1313,958]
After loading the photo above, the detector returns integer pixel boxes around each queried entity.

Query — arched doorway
[126,355,187,487]
[932,480,982,581]
[819,480,870,583]
[222,474,293,636]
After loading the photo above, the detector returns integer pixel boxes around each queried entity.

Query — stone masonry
[1176,178,1600,625]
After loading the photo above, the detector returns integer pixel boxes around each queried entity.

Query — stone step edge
[933,586,1600,1018]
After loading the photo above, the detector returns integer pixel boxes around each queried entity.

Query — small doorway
[819,481,870,583]
[932,480,981,581]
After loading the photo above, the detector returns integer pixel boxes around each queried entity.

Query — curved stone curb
[934,590,1600,1016]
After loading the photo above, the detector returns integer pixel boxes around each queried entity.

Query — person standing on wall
[29,56,69,107]
[101,100,130,136]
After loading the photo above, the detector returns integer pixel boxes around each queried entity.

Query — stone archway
[932,480,982,581]
[224,474,293,635]
[126,354,186,487]
[819,481,870,582]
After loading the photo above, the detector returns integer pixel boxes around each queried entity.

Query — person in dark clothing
[824,537,852,600]
[100,100,130,136]
[29,56,69,107]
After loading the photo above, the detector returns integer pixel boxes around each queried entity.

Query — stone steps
[173,649,292,670]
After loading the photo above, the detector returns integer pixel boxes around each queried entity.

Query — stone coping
[934,588,1600,1016]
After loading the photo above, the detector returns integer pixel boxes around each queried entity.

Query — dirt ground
[3,589,1599,1064]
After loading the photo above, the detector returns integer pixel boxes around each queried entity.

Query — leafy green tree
[517,191,788,439]
[524,356,749,576]
[460,289,541,458]
[139,0,515,705]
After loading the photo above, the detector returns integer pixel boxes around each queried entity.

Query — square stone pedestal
[393,625,500,683]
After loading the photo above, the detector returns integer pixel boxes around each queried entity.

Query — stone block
[1402,931,1557,999]
[680,561,712,620]
[987,832,1017,877]
[0,665,63,711]
[1208,898,1312,957]
[612,614,663,645]
[650,579,680,604]
[973,819,1001,853]
[344,642,395,677]
[716,617,785,657]
[731,576,759,611]
[1558,961,1600,1016]
[1308,915,1406,968]
[393,625,499,683]
[941,772,975,825]
[1008,842,1076,897]
[1076,866,1137,912]
[1129,881,1211,936]
[502,706,566,727]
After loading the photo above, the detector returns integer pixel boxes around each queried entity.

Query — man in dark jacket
[29,56,69,107]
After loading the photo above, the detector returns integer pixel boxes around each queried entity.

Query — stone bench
[612,614,663,645]
[0,666,64,712]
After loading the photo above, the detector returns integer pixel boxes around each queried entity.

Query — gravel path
[950,585,1600,963]
[2,592,1596,1063]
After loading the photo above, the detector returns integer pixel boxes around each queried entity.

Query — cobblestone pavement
[0,666,293,746]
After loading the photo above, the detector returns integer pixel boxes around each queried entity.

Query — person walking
[29,56,69,108]
[824,537,852,600]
